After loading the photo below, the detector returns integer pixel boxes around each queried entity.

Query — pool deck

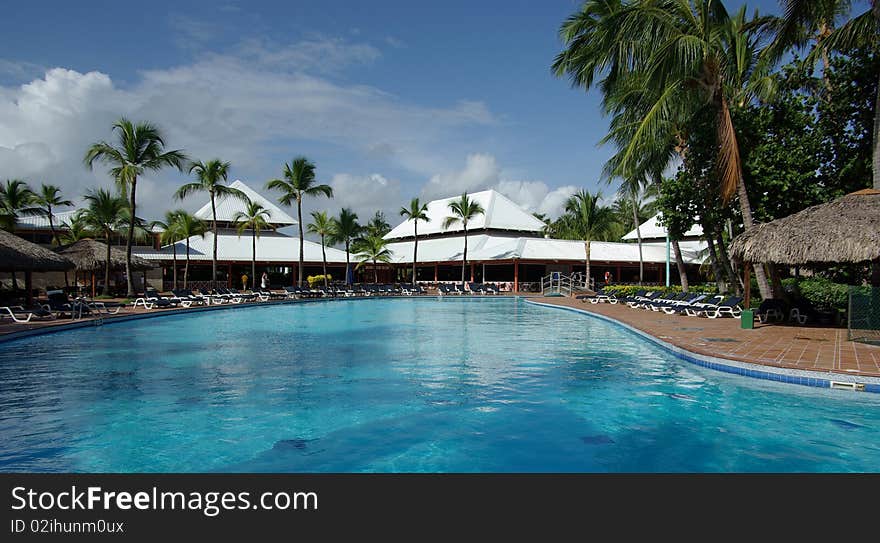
[532,296,880,379]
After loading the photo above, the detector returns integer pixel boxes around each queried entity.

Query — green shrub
[307,274,332,287]
[782,277,850,310]
[602,284,718,298]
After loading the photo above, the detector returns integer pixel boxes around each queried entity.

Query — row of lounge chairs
[438,283,501,295]
[282,284,428,298]
[0,290,126,324]
[579,288,744,319]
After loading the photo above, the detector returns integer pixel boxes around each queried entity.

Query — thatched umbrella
[730,189,880,287]
[0,229,74,305]
[56,239,155,296]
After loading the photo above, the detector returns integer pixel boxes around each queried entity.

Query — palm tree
[353,235,393,284]
[561,190,615,290]
[85,118,187,296]
[306,211,334,287]
[553,0,777,299]
[365,211,392,238]
[0,179,37,232]
[175,159,246,288]
[266,157,333,286]
[399,197,430,285]
[330,208,362,285]
[173,211,207,288]
[442,193,485,289]
[32,184,73,246]
[612,177,654,285]
[231,199,272,290]
[774,0,880,189]
[82,189,127,295]
[149,210,183,291]
[60,210,93,244]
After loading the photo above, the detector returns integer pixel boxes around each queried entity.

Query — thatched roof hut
[730,189,880,265]
[0,229,74,271]
[56,239,155,271]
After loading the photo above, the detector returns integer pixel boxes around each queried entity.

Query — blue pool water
[1,297,878,472]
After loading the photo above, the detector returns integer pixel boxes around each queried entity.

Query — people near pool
[261,271,269,290]
[241,273,248,291]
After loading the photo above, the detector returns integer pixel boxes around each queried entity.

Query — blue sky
[1,0,788,222]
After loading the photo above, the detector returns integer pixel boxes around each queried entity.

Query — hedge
[602,284,718,298]
[781,277,850,310]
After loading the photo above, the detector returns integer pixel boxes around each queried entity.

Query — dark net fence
[849,286,880,344]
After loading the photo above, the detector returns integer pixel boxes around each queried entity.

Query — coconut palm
[85,118,187,296]
[174,211,207,288]
[354,235,393,284]
[231,199,272,290]
[0,179,37,232]
[306,211,334,288]
[329,208,362,285]
[60,210,93,244]
[265,157,333,286]
[365,211,392,238]
[442,193,485,289]
[32,184,73,245]
[82,189,127,295]
[774,0,880,188]
[561,190,615,290]
[175,159,246,288]
[553,0,777,299]
[149,210,184,291]
[399,197,430,285]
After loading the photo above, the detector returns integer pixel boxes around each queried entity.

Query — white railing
[541,273,575,297]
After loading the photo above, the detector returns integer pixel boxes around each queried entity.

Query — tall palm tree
[442,193,485,289]
[175,159,246,288]
[613,177,652,285]
[307,211,334,287]
[353,235,393,284]
[775,0,880,189]
[330,208,362,285]
[173,211,207,288]
[85,118,187,295]
[399,197,430,285]
[561,190,615,290]
[32,184,73,246]
[0,179,37,232]
[149,210,183,291]
[231,199,272,290]
[365,211,392,238]
[82,189,127,295]
[266,157,333,286]
[60,210,93,244]
[553,0,777,299]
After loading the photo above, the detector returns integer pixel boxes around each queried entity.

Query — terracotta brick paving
[533,296,880,378]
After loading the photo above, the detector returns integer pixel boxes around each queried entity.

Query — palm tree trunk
[184,239,190,288]
[672,239,689,292]
[252,227,257,290]
[716,231,740,295]
[171,242,178,291]
[704,234,727,294]
[125,176,136,296]
[211,192,218,289]
[105,228,112,296]
[47,205,56,246]
[632,202,643,285]
[345,240,351,285]
[461,226,468,288]
[320,234,327,287]
[297,198,304,287]
[412,220,418,285]
[584,240,591,290]
[374,258,379,284]
[735,175,772,299]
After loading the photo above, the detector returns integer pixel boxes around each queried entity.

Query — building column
[227,262,232,287]
[434,263,438,282]
[514,260,519,292]
[470,263,475,282]
[91,272,96,297]
[616,264,621,284]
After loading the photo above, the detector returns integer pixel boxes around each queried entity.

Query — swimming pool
[1,297,878,472]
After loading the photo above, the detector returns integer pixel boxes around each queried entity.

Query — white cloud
[421,153,576,219]
[0,39,495,219]
[317,172,402,220]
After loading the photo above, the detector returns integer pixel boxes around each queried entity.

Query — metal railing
[541,273,577,297]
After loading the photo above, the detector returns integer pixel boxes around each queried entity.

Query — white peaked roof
[622,213,703,241]
[16,209,80,230]
[386,234,704,264]
[384,189,546,240]
[135,230,349,263]
[194,180,297,225]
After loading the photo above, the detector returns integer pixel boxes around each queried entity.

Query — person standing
[261,271,269,290]
[241,273,248,291]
